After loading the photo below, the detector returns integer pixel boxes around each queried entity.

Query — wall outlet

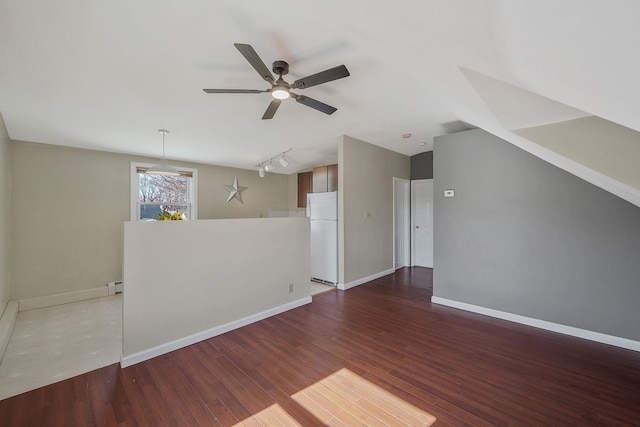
[444,189,455,198]
[289,283,294,293]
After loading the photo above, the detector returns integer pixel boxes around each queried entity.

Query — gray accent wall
[433,129,640,341]
[410,151,433,180]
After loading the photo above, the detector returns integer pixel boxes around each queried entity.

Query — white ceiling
[1,0,639,174]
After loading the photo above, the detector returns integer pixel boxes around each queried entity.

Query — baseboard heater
[311,277,337,286]
[108,281,124,296]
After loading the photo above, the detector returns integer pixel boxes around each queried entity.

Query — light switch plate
[444,189,455,198]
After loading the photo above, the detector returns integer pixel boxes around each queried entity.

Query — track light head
[257,148,291,176]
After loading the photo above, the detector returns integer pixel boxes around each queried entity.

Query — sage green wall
[0,115,11,312]
[338,136,410,285]
[10,141,289,300]
[196,161,288,220]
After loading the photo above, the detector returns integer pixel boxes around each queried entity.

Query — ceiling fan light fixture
[203,44,349,119]
[271,87,290,100]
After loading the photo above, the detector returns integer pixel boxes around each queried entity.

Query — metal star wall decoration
[223,176,248,204]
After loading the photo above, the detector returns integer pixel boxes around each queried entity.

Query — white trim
[120,296,312,368]
[18,287,108,312]
[431,296,640,352]
[0,301,19,362]
[392,177,411,269]
[130,162,139,222]
[338,269,394,291]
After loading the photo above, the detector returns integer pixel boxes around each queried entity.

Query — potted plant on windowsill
[157,210,185,221]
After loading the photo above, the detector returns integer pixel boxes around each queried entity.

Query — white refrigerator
[306,191,338,285]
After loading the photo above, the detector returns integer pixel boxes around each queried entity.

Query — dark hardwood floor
[2,267,640,426]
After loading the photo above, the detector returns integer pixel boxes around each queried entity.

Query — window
[130,162,198,221]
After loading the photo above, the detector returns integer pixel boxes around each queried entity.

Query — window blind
[135,166,193,178]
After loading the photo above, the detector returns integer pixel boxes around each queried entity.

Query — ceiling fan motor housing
[272,60,289,76]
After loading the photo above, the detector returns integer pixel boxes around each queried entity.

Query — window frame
[130,162,198,221]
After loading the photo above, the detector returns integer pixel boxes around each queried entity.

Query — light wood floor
[1,267,639,425]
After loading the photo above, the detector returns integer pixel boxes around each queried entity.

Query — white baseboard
[431,296,640,352]
[0,301,19,362]
[338,268,395,291]
[18,287,108,312]
[120,296,313,368]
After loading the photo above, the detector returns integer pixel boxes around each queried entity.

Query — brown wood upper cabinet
[313,164,338,193]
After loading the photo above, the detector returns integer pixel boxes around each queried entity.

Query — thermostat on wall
[444,189,455,198]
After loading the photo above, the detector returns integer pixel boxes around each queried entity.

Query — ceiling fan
[203,43,350,120]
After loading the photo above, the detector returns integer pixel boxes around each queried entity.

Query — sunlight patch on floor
[233,403,302,427]
[234,369,436,426]
[292,368,436,426]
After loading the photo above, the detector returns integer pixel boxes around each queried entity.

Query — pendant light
[147,129,180,176]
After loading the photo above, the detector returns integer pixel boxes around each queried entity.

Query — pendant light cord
[158,129,169,159]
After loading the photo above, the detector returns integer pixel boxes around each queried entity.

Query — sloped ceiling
[1,1,639,202]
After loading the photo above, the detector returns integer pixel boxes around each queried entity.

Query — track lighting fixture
[255,148,292,177]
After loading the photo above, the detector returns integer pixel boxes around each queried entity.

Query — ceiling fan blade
[234,43,275,84]
[291,65,350,89]
[262,99,281,120]
[293,94,337,115]
[203,89,267,94]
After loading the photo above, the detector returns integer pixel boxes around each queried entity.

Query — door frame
[393,177,411,269]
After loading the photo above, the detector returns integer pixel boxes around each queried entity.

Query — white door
[411,179,434,268]
[393,178,410,269]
